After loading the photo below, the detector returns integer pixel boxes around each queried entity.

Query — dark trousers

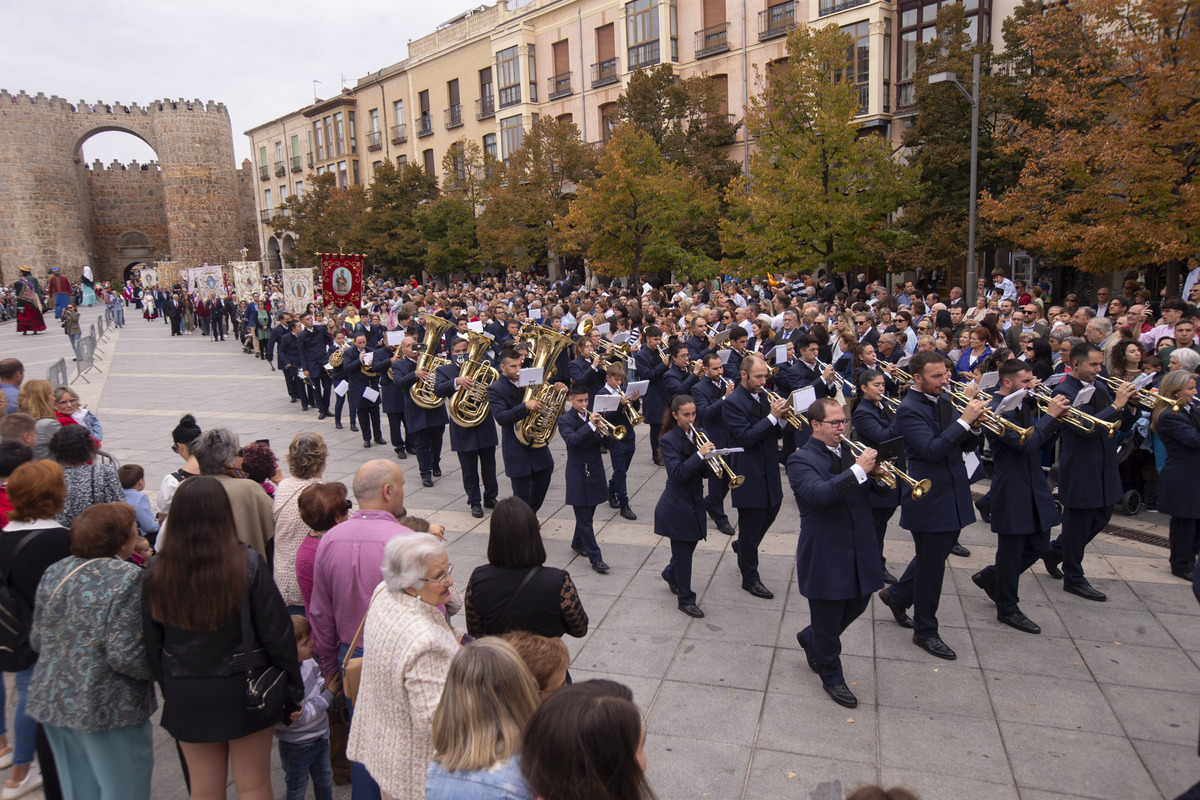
[799,594,872,685]
[572,505,602,563]
[663,538,699,605]
[608,439,635,505]
[872,505,898,567]
[413,427,445,478]
[210,316,224,340]
[1049,505,1112,586]
[356,405,382,443]
[335,393,347,425]
[199,316,210,336]
[705,473,730,526]
[1169,517,1200,573]
[888,529,960,638]
[283,366,302,404]
[170,315,182,335]
[780,426,797,463]
[648,423,661,459]
[458,447,498,506]
[312,374,331,414]
[733,504,780,583]
[977,530,1050,615]
[511,466,553,513]
[386,412,408,453]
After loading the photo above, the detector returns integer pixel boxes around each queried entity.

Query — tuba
[448,330,499,427]
[410,313,454,408]
[516,326,576,448]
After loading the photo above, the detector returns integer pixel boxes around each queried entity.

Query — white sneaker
[1,766,43,800]
[0,748,11,770]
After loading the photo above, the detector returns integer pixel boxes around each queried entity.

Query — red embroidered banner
[320,253,363,311]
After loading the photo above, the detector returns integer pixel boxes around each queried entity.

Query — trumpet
[622,397,644,427]
[705,325,731,349]
[1096,374,1161,411]
[1029,389,1122,436]
[840,436,931,500]
[945,387,1035,443]
[881,363,914,384]
[763,389,808,430]
[594,416,627,440]
[694,427,744,488]
[815,358,858,396]
[596,338,630,363]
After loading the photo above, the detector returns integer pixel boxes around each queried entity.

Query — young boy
[276,616,338,800]
[118,464,160,544]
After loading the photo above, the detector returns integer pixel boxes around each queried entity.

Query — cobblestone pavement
[5,306,1200,799]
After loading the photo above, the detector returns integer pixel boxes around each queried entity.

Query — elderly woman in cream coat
[348,533,463,800]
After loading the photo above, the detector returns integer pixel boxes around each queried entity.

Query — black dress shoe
[997,610,1041,634]
[421,476,434,488]
[662,573,679,595]
[483,498,496,509]
[432,467,442,477]
[679,603,705,618]
[742,580,774,599]
[591,561,610,573]
[912,633,957,660]
[1043,552,1063,579]
[335,421,343,430]
[653,455,664,467]
[823,682,858,709]
[1064,581,1106,601]
[362,441,372,448]
[796,632,818,674]
[609,493,620,510]
[713,520,734,536]
[882,565,897,584]
[1172,568,1195,582]
[471,504,483,518]
[600,446,609,455]
[291,397,298,403]
[374,438,387,446]
[878,588,914,628]
[619,506,637,521]
[395,448,407,459]
[351,425,359,433]
[975,500,992,523]
[971,569,997,603]
[951,542,971,557]
[317,411,329,420]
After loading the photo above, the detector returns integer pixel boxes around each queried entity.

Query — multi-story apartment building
[247,0,1017,271]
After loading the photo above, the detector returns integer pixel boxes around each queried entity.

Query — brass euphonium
[694,427,744,488]
[448,330,499,428]
[516,325,576,448]
[410,313,453,409]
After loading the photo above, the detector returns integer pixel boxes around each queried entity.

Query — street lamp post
[929,52,981,306]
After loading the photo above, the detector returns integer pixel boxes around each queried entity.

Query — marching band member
[633,326,670,466]
[723,327,750,383]
[298,310,332,420]
[387,335,449,487]
[488,350,556,512]
[692,353,738,536]
[663,343,701,402]
[434,336,500,518]
[557,382,613,573]
[850,368,901,584]
[376,340,412,460]
[655,394,716,618]
[343,334,386,447]
[598,363,639,521]
[328,330,353,431]
[568,336,607,403]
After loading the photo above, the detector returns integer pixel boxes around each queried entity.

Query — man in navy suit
[487,349,558,512]
[343,334,385,446]
[1043,344,1138,601]
[558,382,613,572]
[684,316,715,361]
[354,312,384,350]
[722,353,789,599]
[723,326,750,383]
[434,337,499,517]
[298,311,332,419]
[779,333,839,459]
[374,339,411,459]
[633,326,670,465]
[972,359,1071,634]
[878,350,985,660]
[787,397,886,708]
[853,311,880,348]
[775,309,803,350]
[597,362,639,521]
[279,319,306,409]
[693,354,737,536]
[387,336,448,488]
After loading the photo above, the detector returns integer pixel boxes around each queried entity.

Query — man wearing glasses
[1005,305,1049,351]
[854,314,879,348]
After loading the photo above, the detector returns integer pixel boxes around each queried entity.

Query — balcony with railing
[818,0,869,14]
[259,164,270,181]
[895,80,917,113]
[391,123,407,144]
[307,152,315,168]
[629,40,661,71]
[274,161,286,177]
[758,1,796,40]
[548,72,573,100]
[476,95,495,120]
[853,83,869,116]
[445,105,463,129]
[290,155,303,172]
[366,131,383,151]
[259,209,273,222]
[883,79,891,113]
[416,114,433,137]
[695,22,730,57]
[591,58,619,88]
[273,207,290,221]
[498,85,521,108]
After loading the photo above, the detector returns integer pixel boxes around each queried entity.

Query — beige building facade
[247,0,1016,270]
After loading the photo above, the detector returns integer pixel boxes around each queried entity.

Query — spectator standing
[156,414,202,526]
[16,380,62,460]
[274,616,336,800]
[295,482,350,611]
[59,304,81,361]
[118,464,160,543]
[48,426,123,528]
[0,359,24,414]
[190,428,276,565]
[272,433,329,612]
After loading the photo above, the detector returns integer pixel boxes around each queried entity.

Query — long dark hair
[487,497,546,568]
[660,393,695,436]
[849,368,884,415]
[521,680,655,800]
[144,476,244,630]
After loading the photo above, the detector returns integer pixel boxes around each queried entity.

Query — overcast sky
[1,0,472,167]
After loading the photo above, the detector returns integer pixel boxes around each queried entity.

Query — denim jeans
[337,642,380,800]
[278,736,333,800]
[13,667,37,766]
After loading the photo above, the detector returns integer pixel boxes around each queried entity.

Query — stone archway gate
[0,90,242,285]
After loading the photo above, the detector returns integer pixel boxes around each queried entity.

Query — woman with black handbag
[142,476,301,800]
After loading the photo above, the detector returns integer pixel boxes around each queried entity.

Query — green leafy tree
[556,125,721,284]
[280,172,368,268]
[478,117,596,273]
[721,25,916,277]
[354,161,439,278]
[413,140,492,276]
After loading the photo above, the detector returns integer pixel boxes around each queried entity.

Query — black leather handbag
[239,560,288,722]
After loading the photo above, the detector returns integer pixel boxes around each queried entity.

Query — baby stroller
[1114,412,1155,516]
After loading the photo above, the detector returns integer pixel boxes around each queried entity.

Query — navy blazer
[633,347,670,424]
[384,349,449,432]
[376,354,408,414]
[557,411,610,507]
[298,325,332,375]
[984,394,1061,535]
[487,379,553,477]
[787,438,885,601]
[433,361,499,452]
[595,384,636,445]
[279,332,302,370]
[1154,406,1200,519]
[654,426,708,542]
[664,365,700,405]
[721,385,784,510]
[723,349,746,383]
[1052,375,1133,509]
[684,334,712,361]
[692,377,731,447]
[851,400,902,509]
[894,390,980,532]
[353,322,383,350]
[775,327,802,349]
[856,327,880,349]
[268,323,289,366]
[568,357,606,402]
[342,347,382,410]
[784,359,838,448]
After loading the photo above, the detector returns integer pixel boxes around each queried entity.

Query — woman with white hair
[191,427,275,565]
[348,533,463,800]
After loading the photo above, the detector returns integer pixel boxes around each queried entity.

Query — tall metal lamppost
[929,53,981,305]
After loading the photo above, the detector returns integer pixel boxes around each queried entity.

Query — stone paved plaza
[6,306,1200,799]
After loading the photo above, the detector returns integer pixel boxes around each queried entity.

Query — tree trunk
[1164,259,1182,299]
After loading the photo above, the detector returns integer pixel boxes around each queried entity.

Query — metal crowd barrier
[45,358,68,388]
[74,334,101,383]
